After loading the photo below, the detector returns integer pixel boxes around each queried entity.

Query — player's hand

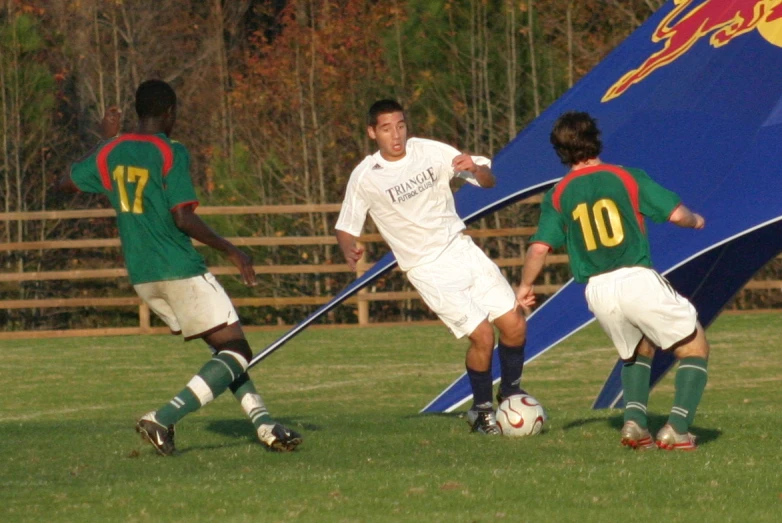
[515,283,536,316]
[452,154,477,173]
[345,245,365,271]
[693,213,705,229]
[227,248,257,287]
[100,106,122,139]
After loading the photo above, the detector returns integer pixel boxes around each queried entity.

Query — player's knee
[635,338,656,359]
[670,324,709,359]
[495,310,526,346]
[215,339,253,370]
[505,316,527,345]
[469,322,495,351]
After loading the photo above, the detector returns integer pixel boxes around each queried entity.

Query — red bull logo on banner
[603,0,782,102]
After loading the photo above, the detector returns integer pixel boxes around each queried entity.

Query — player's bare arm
[669,204,705,229]
[56,107,123,195]
[452,154,495,188]
[516,242,550,310]
[171,205,257,286]
[100,106,122,139]
[336,229,365,271]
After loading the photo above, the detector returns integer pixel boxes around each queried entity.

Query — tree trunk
[93,6,106,112]
[111,6,122,106]
[481,1,494,156]
[505,0,518,141]
[214,0,233,169]
[1,36,10,248]
[566,1,574,88]
[392,0,406,90]
[527,0,540,116]
[306,1,323,297]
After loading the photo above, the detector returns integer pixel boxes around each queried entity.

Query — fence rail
[1,202,779,339]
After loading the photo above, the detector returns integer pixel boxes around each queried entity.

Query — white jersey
[335,137,490,271]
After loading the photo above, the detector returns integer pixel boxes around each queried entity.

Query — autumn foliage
[8,1,725,330]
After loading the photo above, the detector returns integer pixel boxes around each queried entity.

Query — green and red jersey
[531,164,681,283]
[70,133,207,284]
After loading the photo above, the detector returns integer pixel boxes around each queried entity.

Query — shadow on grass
[205,417,320,439]
[562,413,723,445]
[405,412,464,420]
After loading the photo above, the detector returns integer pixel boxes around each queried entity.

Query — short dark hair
[135,79,177,118]
[368,99,404,127]
[550,111,602,166]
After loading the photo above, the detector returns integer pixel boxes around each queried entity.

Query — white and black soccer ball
[495,393,547,437]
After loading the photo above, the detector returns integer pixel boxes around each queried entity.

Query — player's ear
[367,125,376,140]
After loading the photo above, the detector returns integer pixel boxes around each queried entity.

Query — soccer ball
[495,393,547,437]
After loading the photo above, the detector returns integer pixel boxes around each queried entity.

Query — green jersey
[70,133,208,284]
[531,164,680,283]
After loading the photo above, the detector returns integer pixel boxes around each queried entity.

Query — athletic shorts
[406,234,517,339]
[585,266,697,359]
[134,272,239,340]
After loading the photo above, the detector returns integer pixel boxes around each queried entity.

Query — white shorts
[406,235,517,339]
[585,266,697,359]
[134,272,239,340]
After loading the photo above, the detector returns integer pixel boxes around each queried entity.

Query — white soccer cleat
[655,424,697,451]
[620,420,656,450]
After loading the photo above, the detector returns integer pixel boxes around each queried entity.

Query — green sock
[156,352,247,427]
[668,357,708,434]
[622,355,652,428]
[230,373,273,429]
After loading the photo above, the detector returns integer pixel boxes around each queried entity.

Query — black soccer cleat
[136,411,176,456]
[466,408,501,435]
[257,423,303,452]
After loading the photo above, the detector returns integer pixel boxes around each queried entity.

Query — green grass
[1,313,781,522]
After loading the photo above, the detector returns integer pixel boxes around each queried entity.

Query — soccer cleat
[466,408,501,435]
[655,424,697,451]
[257,423,303,452]
[135,411,176,456]
[620,420,656,449]
[496,388,528,406]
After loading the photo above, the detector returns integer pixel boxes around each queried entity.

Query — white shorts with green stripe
[134,272,239,340]
[585,266,697,359]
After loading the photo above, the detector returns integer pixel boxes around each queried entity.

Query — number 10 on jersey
[113,165,149,214]
[572,198,625,250]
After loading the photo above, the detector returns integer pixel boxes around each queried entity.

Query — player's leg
[492,309,527,403]
[465,320,501,435]
[405,240,500,434]
[585,269,652,448]
[619,338,656,449]
[149,323,249,443]
[623,269,707,450]
[655,323,709,450]
[466,239,527,404]
[132,282,184,455]
[134,274,300,454]
[203,327,302,452]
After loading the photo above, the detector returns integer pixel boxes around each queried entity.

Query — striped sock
[230,373,273,429]
[156,352,248,427]
[668,357,708,434]
[621,355,652,428]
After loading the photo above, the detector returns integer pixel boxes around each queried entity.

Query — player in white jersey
[335,99,527,435]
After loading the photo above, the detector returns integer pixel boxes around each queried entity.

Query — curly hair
[550,111,602,166]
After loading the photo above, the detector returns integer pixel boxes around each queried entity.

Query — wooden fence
[1,202,779,340]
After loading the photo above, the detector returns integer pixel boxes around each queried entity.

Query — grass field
[1,312,780,522]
